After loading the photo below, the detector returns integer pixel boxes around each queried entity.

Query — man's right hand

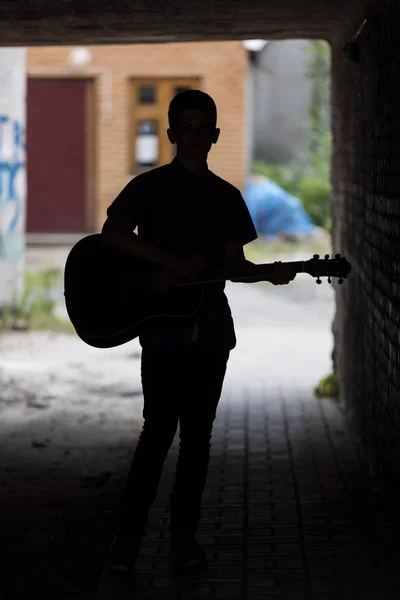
[167,253,207,280]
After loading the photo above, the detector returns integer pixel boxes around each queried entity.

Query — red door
[26,78,89,233]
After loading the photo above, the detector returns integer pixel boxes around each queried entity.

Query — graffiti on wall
[0,113,25,263]
[0,49,26,306]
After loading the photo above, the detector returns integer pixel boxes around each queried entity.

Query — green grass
[0,266,75,335]
[28,313,75,334]
[314,373,339,398]
[0,311,75,334]
[245,236,332,263]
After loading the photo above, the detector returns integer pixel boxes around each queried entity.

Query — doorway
[26,77,96,236]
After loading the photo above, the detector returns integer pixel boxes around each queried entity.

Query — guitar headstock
[304,253,352,284]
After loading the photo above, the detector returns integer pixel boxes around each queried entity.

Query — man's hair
[168,89,217,129]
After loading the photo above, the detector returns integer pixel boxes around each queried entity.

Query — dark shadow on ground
[1,387,400,600]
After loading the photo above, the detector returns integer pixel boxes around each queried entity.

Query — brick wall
[331,6,400,496]
[27,42,247,230]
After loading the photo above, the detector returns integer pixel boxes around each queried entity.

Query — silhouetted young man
[101,90,296,576]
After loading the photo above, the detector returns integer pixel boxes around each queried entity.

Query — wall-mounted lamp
[343,40,361,63]
[243,40,268,66]
[342,18,368,63]
[243,39,268,53]
[68,47,93,70]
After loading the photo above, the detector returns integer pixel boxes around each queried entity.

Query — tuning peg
[325,254,329,260]
[335,253,341,260]
[313,254,320,260]
[316,277,322,284]
[328,276,332,283]
[338,278,343,284]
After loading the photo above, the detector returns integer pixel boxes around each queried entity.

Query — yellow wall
[27,42,247,231]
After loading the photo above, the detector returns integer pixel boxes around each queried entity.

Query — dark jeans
[118,347,230,539]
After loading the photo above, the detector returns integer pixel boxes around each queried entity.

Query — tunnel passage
[2,0,400,511]
[2,0,400,597]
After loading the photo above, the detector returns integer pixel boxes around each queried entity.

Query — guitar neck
[176,260,306,286]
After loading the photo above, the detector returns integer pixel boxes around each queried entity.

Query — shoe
[106,528,141,574]
[169,534,208,573]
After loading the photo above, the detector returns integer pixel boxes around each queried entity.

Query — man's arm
[101,176,175,268]
[220,187,258,282]
[224,242,247,265]
[101,217,176,269]
[222,188,296,285]
[224,242,296,285]
[102,218,207,280]
[223,242,259,283]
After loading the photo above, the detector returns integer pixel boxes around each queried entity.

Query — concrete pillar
[0,48,26,307]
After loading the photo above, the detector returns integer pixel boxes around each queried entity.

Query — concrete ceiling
[0,0,365,46]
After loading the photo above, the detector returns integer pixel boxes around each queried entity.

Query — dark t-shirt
[106,157,258,350]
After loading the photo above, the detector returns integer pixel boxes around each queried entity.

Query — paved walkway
[93,368,400,600]
[2,275,400,599]
[93,281,400,599]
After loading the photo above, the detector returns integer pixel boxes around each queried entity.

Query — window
[174,86,191,97]
[134,120,159,172]
[138,85,156,105]
[129,78,199,175]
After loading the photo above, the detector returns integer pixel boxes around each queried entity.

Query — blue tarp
[244,176,317,239]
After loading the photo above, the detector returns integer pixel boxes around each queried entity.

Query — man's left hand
[268,261,297,285]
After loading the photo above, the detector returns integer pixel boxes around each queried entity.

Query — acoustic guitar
[64,234,351,349]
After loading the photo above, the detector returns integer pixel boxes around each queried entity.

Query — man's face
[167,108,220,158]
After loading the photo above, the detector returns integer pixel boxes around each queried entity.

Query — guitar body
[64,234,204,348]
